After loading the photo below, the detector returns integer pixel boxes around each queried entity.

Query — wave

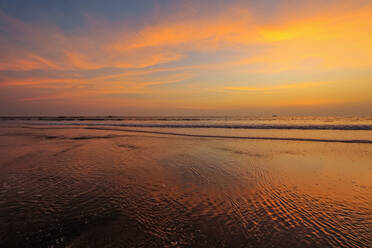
[15,125,372,144]
[0,116,220,121]
[84,127,372,144]
[6,121,372,131]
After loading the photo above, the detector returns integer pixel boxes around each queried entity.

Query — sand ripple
[0,127,371,247]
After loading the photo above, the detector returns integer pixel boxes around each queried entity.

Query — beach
[0,117,371,247]
[2,0,372,246]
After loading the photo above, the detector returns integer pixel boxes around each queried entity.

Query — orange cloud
[240,3,372,72]
[64,51,101,70]
[225,81,335,92]
[0,53,61,71]
[110,11,259,52]
[0,1,371,114]
[17,72,192,102]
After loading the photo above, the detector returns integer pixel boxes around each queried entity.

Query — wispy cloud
[225,81,335,92]
[0,0,371,114]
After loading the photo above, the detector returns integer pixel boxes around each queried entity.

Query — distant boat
[272,114,278,117]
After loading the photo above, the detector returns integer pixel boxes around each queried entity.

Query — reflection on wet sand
[0,126,371,247]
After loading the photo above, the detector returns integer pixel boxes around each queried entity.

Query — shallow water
[0,120,371,247]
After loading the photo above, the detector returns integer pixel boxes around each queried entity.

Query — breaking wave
[4,121,372,131]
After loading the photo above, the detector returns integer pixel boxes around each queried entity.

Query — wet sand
[0,126,371,247]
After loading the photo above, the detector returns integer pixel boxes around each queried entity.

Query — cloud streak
[0,0,371,115]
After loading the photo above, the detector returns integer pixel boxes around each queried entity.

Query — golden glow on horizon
[0,0,371,115]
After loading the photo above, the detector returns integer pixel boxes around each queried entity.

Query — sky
[0,0,371,116]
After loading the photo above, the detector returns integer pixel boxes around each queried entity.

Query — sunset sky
[0,0,371,116]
